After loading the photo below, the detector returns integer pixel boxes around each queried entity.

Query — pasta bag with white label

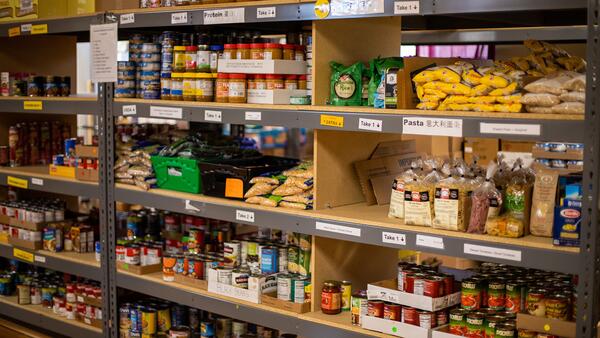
[388,160,421,220]
[403,159,442,227]
[433,166,470,231]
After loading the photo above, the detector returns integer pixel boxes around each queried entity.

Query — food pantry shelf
[0,296,102,338]
[0,96,99,115]
[0,243,101,280]
[115,184,579,274]
[0,166,99,198]
[0,14,101,38]
[116,270,385,338]
[113,99,585,142]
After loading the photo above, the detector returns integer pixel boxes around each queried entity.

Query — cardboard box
[117,261,162,275]
[14,0,37,20]
[553,198,582,247]
[530,168,559,237]
[77,314,103,329]
[418,253,479,270]
[76,168,99,182]
[94,0,138,11]
[361,315,430,338]
[247,89,308,104]
[207,268,261,304]
[218,59,307,75]
[49,165,76,178]
[432,326,462,338]
[9,236,42,250]
[370,140,417,159]
[0,214,46,231]
[463,138,499,166]
[76,293,102,308]
[367,279,461,312]
[501,140,534,153]
[261,293,311,313]
[0,0,14,22]
[39,0,68,19]
[67,0,95,15]
[75,145,99,159]
[531,147,584,161]
[516,313,576,338]
[174,274,208,291]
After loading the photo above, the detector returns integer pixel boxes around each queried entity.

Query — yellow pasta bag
[511,57,531,71]
[443,95,469,105]
[494,103,522,113]
[416,85,424,100]
[421,95,441,103]
[423,81,444,90]
[471,104,496,112]
[423,88,448,99]
[435,66,462,83]
[462,69,483,86]
[443,83,472,95]
[413,69,439,83]
[481,73,510,88]
[417,101,439,110]
[469,84,492,96]
[489,82,518,96]
[448,103,472,111]
[496,94,522,104]
[468,96,496,104]
[438,103,448,111]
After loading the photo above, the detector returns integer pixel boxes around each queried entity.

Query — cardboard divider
[207,268,261,304]
[116,262,162,275]
[516,313,576,338]
[367,279,461,312]
[0,214,46,231]
[361,315,431,338]
[432,325,462,338]
[260,293,311,314]
[76,294,102,308]
[9,237,42,251]
[217,59,307,75]
[174,274,208,290]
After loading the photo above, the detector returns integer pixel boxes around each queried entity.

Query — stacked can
[139,43,161,100]
[128,34,145,99]
[116,62,136,98]
[160,31,177,100]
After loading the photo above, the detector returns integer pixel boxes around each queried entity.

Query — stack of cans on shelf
[128,34,145,99]
[160,31,177,100]
[116,62,136,98]
[139,42,161,100]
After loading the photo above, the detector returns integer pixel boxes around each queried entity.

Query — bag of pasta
[433,165,469,231]
[467,162,502,234]
[502,161,533,234]
[403,159,442,227]
[388,161,420,220]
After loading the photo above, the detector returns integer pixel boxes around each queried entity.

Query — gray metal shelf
[0,171,99,199]
[117,271,373,338]
[116,186,580,275]
[0,243,102,281]
[113,100,584,142]
[0,14,102,38]
[0,97,99,115]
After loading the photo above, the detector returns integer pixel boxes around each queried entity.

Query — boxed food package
[553,198,582,247]
[529,168,559,237]
[93,0,138,11]
[67,0,95,15]
[14,0,37,20]
[0,0,14,22]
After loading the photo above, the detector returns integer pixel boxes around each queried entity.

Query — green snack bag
[369,57,404,107]
[330,61,364,106]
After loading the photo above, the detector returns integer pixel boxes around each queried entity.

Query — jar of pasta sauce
[321,280,342,315]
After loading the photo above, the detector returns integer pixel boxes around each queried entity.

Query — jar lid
[250,43,265,48]
[229,73,247,79]
[217,73,230,79]
[265,74,283,79]
[197,73,213,79]
[210,45,223,51]
[224,44,237,49]
[183,72,196,78]
[171,73,183,78]
[254,74,266,79]
[186,46,198,51]
[264,43,282,49]
[283,44,296,49]
[323,280,341,287]
[174,46,186,51]
[285,75,298,80]
[236,43,251,48]
[298,75,307,80]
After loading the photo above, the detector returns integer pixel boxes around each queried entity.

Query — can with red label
[424,276,444,298]
[418,310,435,329]
[124,244,141,265]
[383,302,401,321]
[116,243,126,262]
[402,306,418,325]
[412,273,428,295]
[436,310,448,326]
[368,300,384,318]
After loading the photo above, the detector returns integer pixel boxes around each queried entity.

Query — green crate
[151,156,202,194]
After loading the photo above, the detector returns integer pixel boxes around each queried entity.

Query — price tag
[8,27,20,37]
[34,255,46,263]
[120,13,135,25]
[331,0,385,16]
[480,122,541,136]
[203,8,245,24]
[358,118,383,132]
[7,176,28,189]
[236,210,255,223]
[464,244,522,262]
[31,178,43,186]
[23,101,42,110]
[256,7,276,19]
[171,12,188,24]
[122,105,137,116]
[13,248,34,263]
[320,114,344,128]
[150,106,182,119]
[31,24,48,35]
[204,110,222,122]
[245,111,261,121]
[402,117,463,137]
[382,231,406,245]
[394,1,420,14]
[416,234,444,249]
[316,221,361,237]
[20,24,32,33]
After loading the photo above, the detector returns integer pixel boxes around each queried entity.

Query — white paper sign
[359,118,383,132]
[236,210,255,223]
[245,111,262,121]
[34,255,46,263]
[205,110,222,122]
[20,24,32,33]
[120,13,135,25]
[150,106,182,119]
[480,122,541,136]
[256,7,276,19]
[382,231,406,245]
[464,244,522,262]
[394,1,420,14]
[31,178,43,186]
[204,8,245,25]
[416,234,444,249]
[90,23,118,83]
[171,12,188,24]
[331,0,385,16]
[402,117,463,137]
[316,221,361,237]
[122,105,137,116]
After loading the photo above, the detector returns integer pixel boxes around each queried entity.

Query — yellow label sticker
[13,248,34,263]
[23,101,43,110]
[320,114,344,128]
[544,324,551,331]
[31,24,48,35]
[8,27,20,37]
[7,176,28,189]
[314,0,330,19]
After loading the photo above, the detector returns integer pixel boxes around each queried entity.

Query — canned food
[188,307,200,331]
[157,304,171,333]
[402,306,418,325]
[526,288,546,317]
[462,279,482,310]
[505,280,525,313]
[351,290,368,326]
[418,310,435,329]
[141,308,157,335]
[278,246,288,273]
[216,267,233,285]
[367,300,384,318]
[201,321,215,336]
[216,317,232,338]
[485,315,505,338]
[465,312,485,338]
[495,323,516,338]
[277,274,293,301]
[169,326,191,338]
[545,293,569,320]
[488,280,506,311]
[292,276,309,304]
[232,320,247,338]
[436,310,448,326]
[232,268,249,289]
[383,302,401,321]
[224,241,241,267]
[341,281,352,311]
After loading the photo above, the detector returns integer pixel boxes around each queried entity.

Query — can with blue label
[261,246,279,274]
[130,305,144,333]
[201,320,215,337]
[170,304,188,327]
[52,154,64,165]
[64,138,77,157]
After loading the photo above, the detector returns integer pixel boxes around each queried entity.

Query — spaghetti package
[403,159,442,227]
[388,161,420,220]
[467,162,502,234]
